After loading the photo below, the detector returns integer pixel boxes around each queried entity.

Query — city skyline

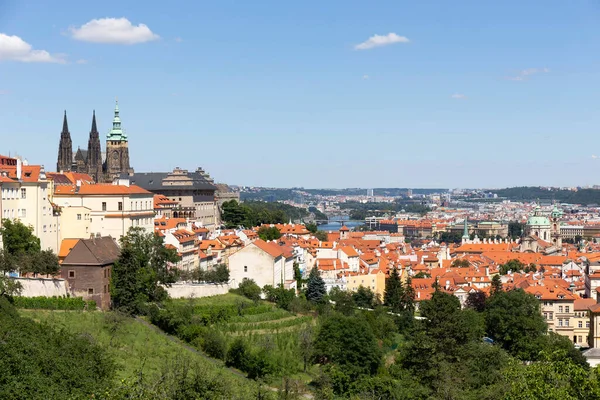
[0,0,599,188]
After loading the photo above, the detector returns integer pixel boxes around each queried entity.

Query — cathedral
[57,100,133,182]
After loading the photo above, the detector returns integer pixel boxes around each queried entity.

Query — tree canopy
[111,227,180,314]
[305,267,326,304]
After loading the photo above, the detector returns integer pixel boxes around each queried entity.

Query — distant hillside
[241,187,447,202]
[491,186,600,205]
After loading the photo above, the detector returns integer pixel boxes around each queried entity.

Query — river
[318,219,364,231]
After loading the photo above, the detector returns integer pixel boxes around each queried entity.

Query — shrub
[12,296,90,310]
[226,337,250,371]
[200,328,228,360]
[234,278,262,301]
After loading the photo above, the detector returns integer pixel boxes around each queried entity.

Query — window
[118,202,123,211]
[579,321,583,328]
[104,269,107,279]
[566,306,570,313]
[20,209,26,218]
[559,319,563,327]
[88,288,94,295]
[559,306,563,313]
[579,336,583,343]
[68,270,75,278]
[244,266,248,273]
[102,202,107,211]
[104,285,107,294]
[77,213,82,220]
[43,225,47,232]
[565,318,570,327]
[587,321,590,328]
[21,188,26,199]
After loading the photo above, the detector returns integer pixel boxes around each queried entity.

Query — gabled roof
[62,236,120,266]
[253,239,283,258]
[55,184,151,196]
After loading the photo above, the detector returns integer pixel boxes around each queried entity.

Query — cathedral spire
[57,110,73,172]
[91,110,98,134]
[87,110,103,182]
[107,98,127,141]
[62,110,69,134]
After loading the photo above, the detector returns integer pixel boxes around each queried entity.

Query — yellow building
[347,269,386,302]
[574,298,595,347]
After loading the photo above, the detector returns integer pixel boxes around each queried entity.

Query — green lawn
[20,310,261,395]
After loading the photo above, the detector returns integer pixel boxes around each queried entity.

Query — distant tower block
[367,189,374,197]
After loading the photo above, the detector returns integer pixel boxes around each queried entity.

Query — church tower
[86,110,103,182]
[105,99,131,179]
[57,111,73,172]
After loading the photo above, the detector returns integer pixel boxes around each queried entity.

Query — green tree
[0,275,22,298]
[490,274,503,295]
[306,267,326,304]
[111,227,180,314]
[258,226,282,241]
[484,289,547,360]
[0,219,40,256]
[352,285,376,309]
[451,259,470,268]
[400,276,415,314]
[503,352,600,399]
[305,222,318,234]
[236,278,262,301]
[221,200,247,228]
[314,230,328,242]
[499,259,526,275]
[413,271,431,278]
[263,284,295,310]
[384,267,403,313]
[329,287,355,316]
[203,263,230,283]
[293,262,303,287]
[298,325,314,373]
[465,291,487,312]
[508,221,525,239]
[312,313,382,379]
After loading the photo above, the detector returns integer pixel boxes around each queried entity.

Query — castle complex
[57,100,132,182]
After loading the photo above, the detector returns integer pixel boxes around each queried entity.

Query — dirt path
[134,317,313,399]
[227,315,302,326]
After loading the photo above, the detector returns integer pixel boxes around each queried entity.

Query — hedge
[12,296,97,310]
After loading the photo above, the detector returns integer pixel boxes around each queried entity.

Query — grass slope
[20,310,261,394]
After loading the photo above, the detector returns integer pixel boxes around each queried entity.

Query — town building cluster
[5,100,600,365]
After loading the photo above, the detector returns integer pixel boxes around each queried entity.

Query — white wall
[12,277,69,297]
[228,243,276,289]
[165,283,230,298]
[53,192,154,240]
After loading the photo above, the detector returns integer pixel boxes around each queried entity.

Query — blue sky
[0,0,599,189]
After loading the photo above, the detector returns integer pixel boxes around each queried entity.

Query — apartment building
[52,181,154,240]
[0,156,59,253]
[526,284,576,340]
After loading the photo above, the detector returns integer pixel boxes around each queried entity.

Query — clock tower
[105,99,132,180]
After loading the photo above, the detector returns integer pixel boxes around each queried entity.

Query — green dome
[527,216,550,226]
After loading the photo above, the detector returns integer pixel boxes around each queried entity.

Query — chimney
[16,158,22,180]
[445,280,450,290]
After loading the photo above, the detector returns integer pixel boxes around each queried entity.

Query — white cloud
[592,155,598,159]
[70,18,159,44]
[0,33,66,63]
[354,33,409,50]
[174,37,183,43]
[507,67,550,81]
[362,74,370,80]
[451,93,467,100]
[76,59,88,64]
